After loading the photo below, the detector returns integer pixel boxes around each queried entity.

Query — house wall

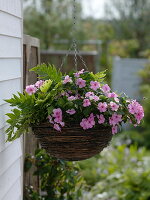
[0,0,23,200]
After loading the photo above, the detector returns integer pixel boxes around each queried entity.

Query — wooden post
[23,34,40,195]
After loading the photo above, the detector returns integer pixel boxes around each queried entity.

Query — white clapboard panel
[0,138,22,176]
[0,125,11,153]
[2,178,21,200]
[0,0,22,18]
[0,78,22,105]
[0,103,11,129]
[0,11,21,38]
[0,159,21,199]
[0,59,21,82]
[0,35,21,58]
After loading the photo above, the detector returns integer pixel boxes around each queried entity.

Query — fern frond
[90,70,107,82]
[30,63,62,82]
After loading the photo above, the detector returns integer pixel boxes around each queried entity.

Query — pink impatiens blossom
[53,108,62,118]
[80,113,95,130]
[97,114,105,124]
[83,99,91,107]
[54,124,61,131]
[63,75,72,84]
[76,78,86,88]
[112,125,118,135]
[66,109,76,115]
[35,80,44,88]
[89,95,99,102]
[102,84,111,93]
[74,69,84,77]
[87,113,95,128]
[68,96,77,101]
[128,100,144,124]
[98,102,108,112]
[90,81,100,91]
[53,108,62,123]
[114,97,120,103]
[25,85,37,95]
[60,122,65,127]
[85,92,94,98]
[109,113,122,126]
[107,92,118,98]
[109,101,119,111]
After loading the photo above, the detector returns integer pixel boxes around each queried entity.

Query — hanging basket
[32,122,112,161]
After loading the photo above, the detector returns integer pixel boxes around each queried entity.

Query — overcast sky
[82,0,108,18]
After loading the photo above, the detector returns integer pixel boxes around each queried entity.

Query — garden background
[23,0,150,199]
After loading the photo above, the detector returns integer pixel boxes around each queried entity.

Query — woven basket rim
[32,121,111,130]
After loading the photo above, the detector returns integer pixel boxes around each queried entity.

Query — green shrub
[24,149,84,200]
[81,145,150,200]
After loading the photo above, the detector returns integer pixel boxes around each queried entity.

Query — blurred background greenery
[23,0,150,199]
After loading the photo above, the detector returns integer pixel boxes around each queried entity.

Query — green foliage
[105,0,150,55]
[24,149,84,200]
[90,70,106,83]
[23,0,85,49]
[109,39,140,58]
[30,63,62,82]
[81,145,150,200]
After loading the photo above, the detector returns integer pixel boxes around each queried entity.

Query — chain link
[60,0,88,71]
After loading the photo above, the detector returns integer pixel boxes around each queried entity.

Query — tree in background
[105,0,150,56]
[24,0,86,49]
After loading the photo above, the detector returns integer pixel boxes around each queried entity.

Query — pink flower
[102,84,111,93]
[89,95,100,102]
[54,124,61,131]
[53,108,62,118]
[35,80,44,88]
[63,75,72,84]
[85,92,94,98]
[90,81,100,91]
[128,100,144,124]
[109,113,122,125]
[112,126,118,135]
[135,112,144,124]
[25,85,37,95]
[107,92,118,98]
[60,122,65,127]
[83,99,91,107]
[80,114,95,130]
[80,119,88,130]
[66,109,76,115]
[114,97,120,103]
[68,96,77,101]
[48,115,54,124]
[61,92,69,97]
[54,115,62,123]
[98,102,108,112]
[87,113,95,128]
[76,78,86,88]
[74,69,84,77]
[109,101,119,111]
[97,114,105,124]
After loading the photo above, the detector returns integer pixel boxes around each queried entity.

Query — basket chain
[60,0,88,71]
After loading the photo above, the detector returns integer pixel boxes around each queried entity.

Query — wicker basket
[32,123,112,161]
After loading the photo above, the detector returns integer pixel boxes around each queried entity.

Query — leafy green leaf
[30,63,62,82]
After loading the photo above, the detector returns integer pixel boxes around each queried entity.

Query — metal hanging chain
[60,0,88,71]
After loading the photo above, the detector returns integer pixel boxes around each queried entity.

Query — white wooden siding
[0,0,23,199]
[0,0,22,18]
[0,36,22,58]
[0,11,22,37]
[0,59,21,82]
